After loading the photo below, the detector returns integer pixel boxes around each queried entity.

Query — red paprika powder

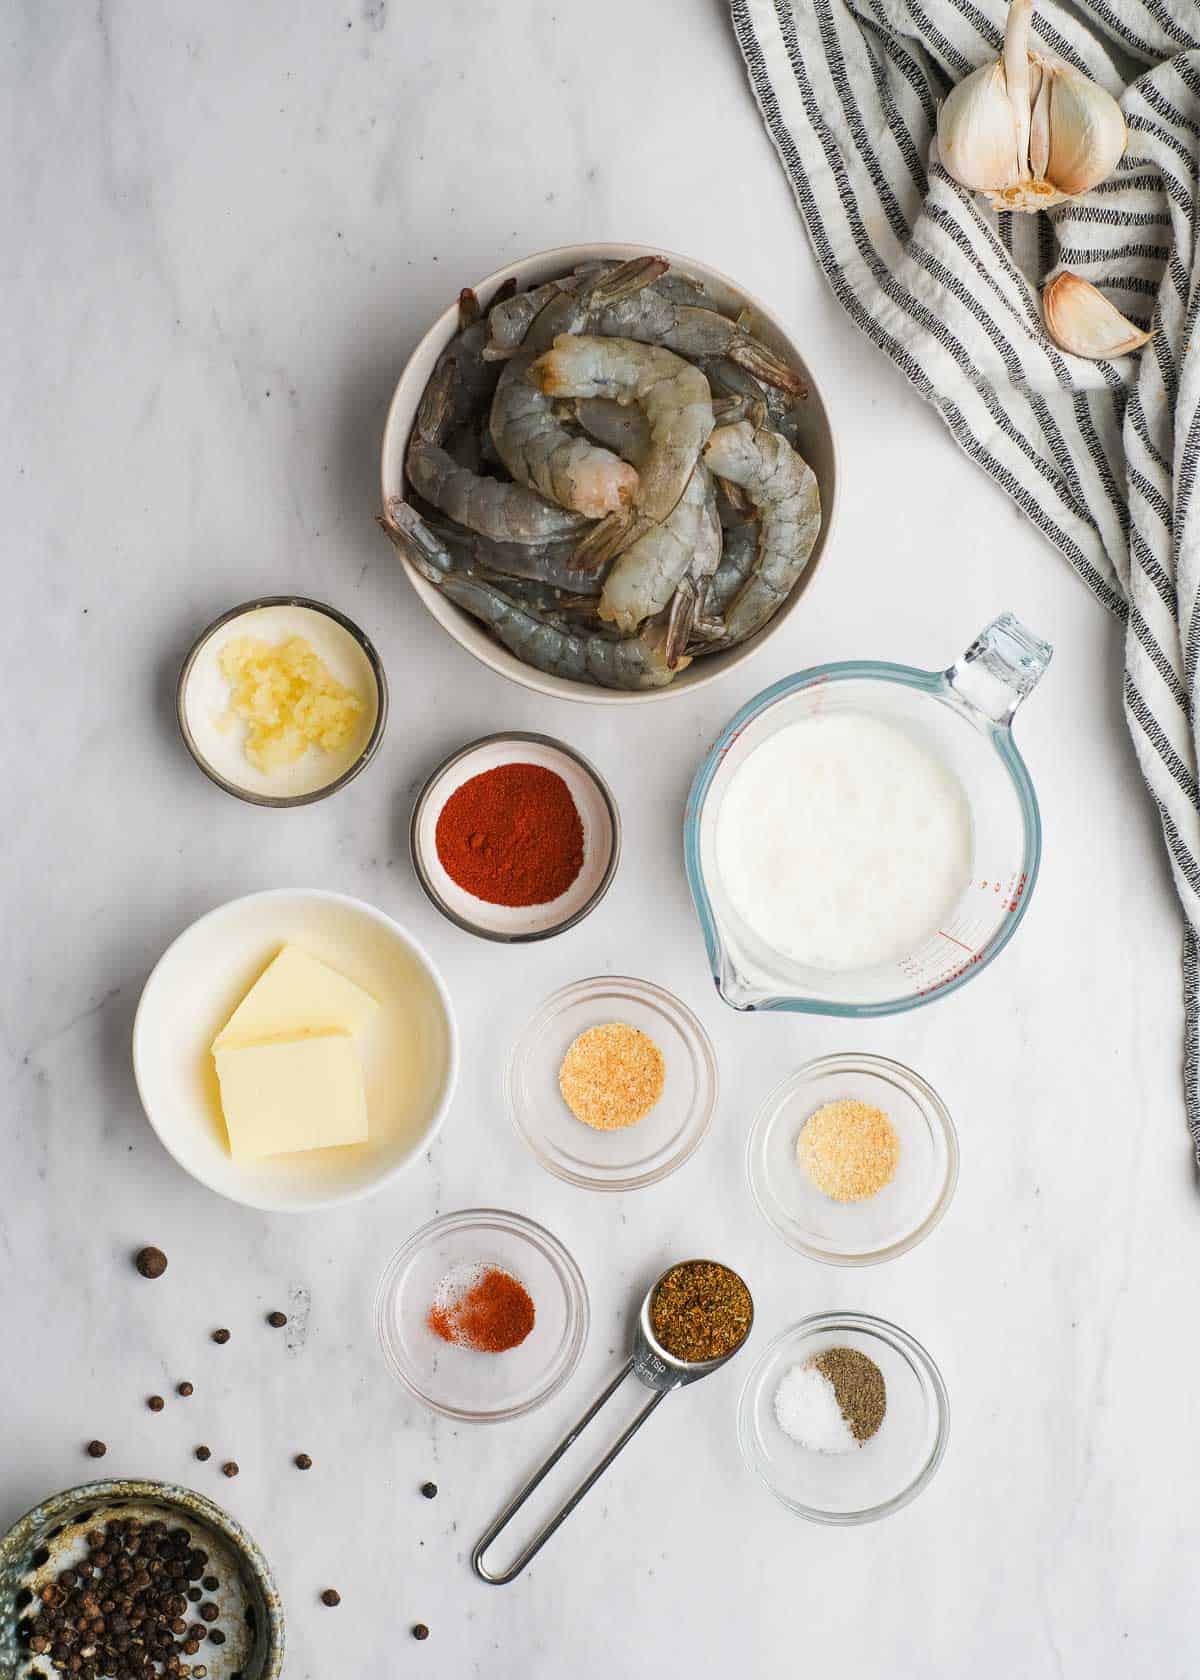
[427,1266,536,1353]
[435,761,584,907]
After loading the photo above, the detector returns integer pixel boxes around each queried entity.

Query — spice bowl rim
[0,1476,285,1676]
[176,594,390,808]
[506,973,719,1191]
[737,1311,950,1525]
[746,1051,959,1266]
[373,1206,590,1423]
[409,731,621,943]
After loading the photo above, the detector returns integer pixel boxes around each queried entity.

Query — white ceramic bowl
[381,242,838,704]
[132,889,458,1212]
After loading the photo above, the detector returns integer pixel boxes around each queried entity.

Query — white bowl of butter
[132,889,457,1211]
[178,597,387,805]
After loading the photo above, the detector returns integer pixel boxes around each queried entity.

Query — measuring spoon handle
[471,1357,669,1584]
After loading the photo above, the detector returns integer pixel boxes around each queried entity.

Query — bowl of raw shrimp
[380,243,838,704]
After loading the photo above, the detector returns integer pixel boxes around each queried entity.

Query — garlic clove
[1046,68,1128,198]
[938,61,1022,195]
[1042,271,1151,359]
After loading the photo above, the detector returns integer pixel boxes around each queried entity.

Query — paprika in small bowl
[410,733,620,942]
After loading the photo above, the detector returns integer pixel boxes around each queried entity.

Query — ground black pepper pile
[18,1516,228,1678]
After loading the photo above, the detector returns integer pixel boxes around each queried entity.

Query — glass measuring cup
[472,1260,753,1584]
[684,614,1051,1016]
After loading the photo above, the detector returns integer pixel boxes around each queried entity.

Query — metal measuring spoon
[471,1259,753,1584]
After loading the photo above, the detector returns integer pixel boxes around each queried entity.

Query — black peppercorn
[221,1462,238,1478]
[294,1453,312,1470]
[208,1629,226,1645]
[420,1481,438,1499]
[86,1440,107,1458]
[194,1446,210,1462]
[266,1311,287,1328]
[147,1396,165,1413]
[176,1382,193,1398]
[134,1247,167,1279]
[413,1623,430,1640]
[211,1328,231,1345]
[198,1604,218,1624]
[320,1589,341,1607]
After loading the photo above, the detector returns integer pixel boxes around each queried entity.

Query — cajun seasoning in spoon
[649,1261,754,1364]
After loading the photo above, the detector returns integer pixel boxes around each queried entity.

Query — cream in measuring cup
[714,712,972,972]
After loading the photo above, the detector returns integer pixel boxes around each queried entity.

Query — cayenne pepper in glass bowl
[410,734,620,942]
[374,1209,589,1422]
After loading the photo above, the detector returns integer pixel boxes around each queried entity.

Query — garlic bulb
[1042,272,1152,359]
[938,0,1126,211]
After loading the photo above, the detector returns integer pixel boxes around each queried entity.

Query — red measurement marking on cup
[937,930,974,954]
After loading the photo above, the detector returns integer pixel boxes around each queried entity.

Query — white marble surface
[5,3,1198,1676]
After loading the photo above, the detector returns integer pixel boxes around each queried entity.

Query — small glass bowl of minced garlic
[746,1053,958,1265]
[178,598,387,806]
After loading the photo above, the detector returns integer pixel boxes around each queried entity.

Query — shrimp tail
[569,509,640,571]
[414,360,456,445]
[725,338,809,400]
[585,255,670,305]
[664,578,698,668]
[457,288,482,331]
[377,500,456,585]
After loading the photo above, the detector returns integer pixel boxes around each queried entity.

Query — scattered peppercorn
[294,1453,312,1470]
[267,1311,287,1328]
[413,1623,430,1640]
[202,1575,219,1591]
[222,1461,239,1478]
[420,1481,438,1500]
[321,1589,341,1607]
[177,1381,194,1397]
[86,1439,107,1458]
[199,1603,219,1623]
[188,1586,203,1602]
[195,1445,211,1461]
[209,1627,227,1644]
[148,1394,165,1412]
[211,1328,231,1345]
[135,1245,168,1279]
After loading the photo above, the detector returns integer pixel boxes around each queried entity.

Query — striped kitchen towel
[729,0,1200,1162]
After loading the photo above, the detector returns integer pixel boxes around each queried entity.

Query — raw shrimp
[568,396,722,644]
[701,420,821,646]
[590,295,806,399]
[529,336,714,535]
[519,257,668,356]
[489,352,638,519]
[415,507,603,595]
[598,464,714,635]
[407,362,588,543]
[378,503,682,690]
[483,278,577,361]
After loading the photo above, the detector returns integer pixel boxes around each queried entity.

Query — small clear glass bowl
[507,975,718,1191]
[374,1209,589,1422]
[747,1053,958,1265]
[738,1313,949,1524]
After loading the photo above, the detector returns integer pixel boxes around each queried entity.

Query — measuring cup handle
[943,613,1053,727]
[471,1357,669,1585]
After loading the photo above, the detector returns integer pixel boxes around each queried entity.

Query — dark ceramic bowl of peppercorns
[0,1479,283,1679]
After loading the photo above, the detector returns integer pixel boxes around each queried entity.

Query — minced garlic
[218,635,364,773]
